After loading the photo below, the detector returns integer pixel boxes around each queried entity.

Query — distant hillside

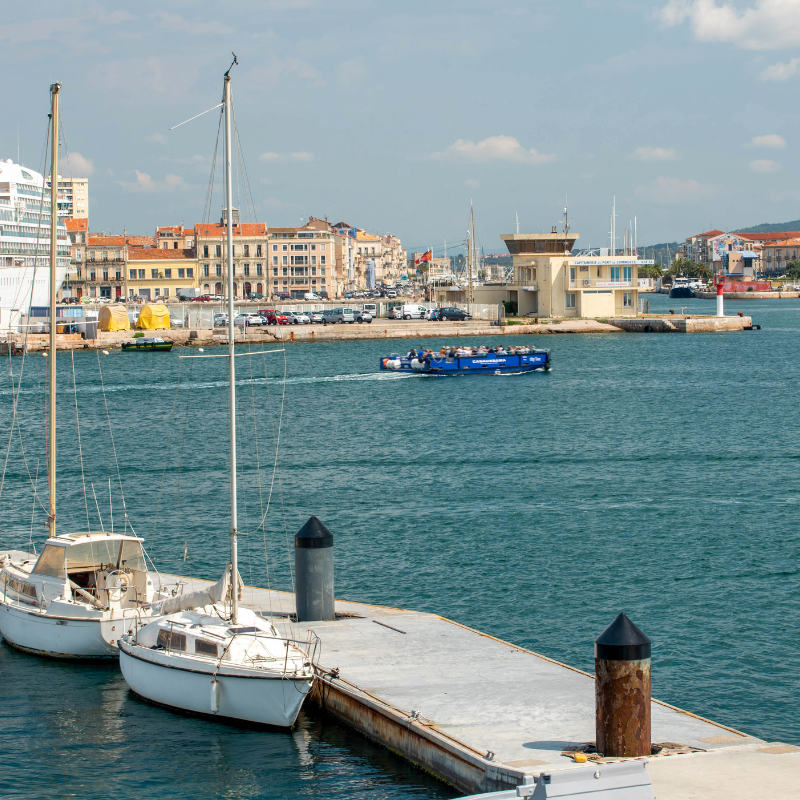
[638,242,681,268]
[734,219,800,234]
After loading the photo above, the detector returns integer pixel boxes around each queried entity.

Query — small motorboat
[121,337,173,352]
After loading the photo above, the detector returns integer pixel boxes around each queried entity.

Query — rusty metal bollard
[595,613,652,758]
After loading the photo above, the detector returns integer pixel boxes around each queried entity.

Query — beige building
[62,218,88,299]
[500,232,639,317]
[156,224,195,251]
[268,224,336,298]
[127,247,198,301]
[46,174,89,219]
[195,221,267,298]
[82,234,127,301]
[435,230,640,318]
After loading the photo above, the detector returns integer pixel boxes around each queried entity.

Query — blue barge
[380,350,550,376]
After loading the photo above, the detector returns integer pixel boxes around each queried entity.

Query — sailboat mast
[223,68,238,623]
[48,83,60,539]
[469,204,475,305]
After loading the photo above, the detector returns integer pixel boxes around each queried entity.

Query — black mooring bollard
[595,613,652,758]
[294,516,334,622]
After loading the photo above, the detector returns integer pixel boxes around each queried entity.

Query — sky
[3,0,800,255]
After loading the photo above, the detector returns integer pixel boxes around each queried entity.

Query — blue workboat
[380,349,550,376]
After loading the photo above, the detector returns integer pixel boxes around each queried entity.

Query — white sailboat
[0,84,173,658]
[118,59,315,728]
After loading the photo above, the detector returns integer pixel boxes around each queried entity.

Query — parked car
[400,304,428,320]
[170,315,185,327]
[284,311,311,324]
[273,292,291,300]
[304,292,321,301]
[247,292,265,300]
[213,313,229,327]
[437,307,472,321]
[322,308,355,324]
[343,292,354,299]
[259,309,289,325]
[386,290,397,298]
[424,308,439,320]
[195,295,212,302]
[234,313,265,327]
[362,303,378,318]
[353,309,373,324]
[388,306,403,319]
[306,310,324,324]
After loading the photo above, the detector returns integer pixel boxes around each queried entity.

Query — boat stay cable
[70,346,91,530]
[150,355,183,559]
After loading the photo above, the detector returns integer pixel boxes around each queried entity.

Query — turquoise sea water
[1,294,798,799]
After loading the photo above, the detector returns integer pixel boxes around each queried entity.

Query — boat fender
[211,679,221,713]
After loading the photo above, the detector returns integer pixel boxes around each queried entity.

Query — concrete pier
[3,314,755,351]
[159,574,798,798]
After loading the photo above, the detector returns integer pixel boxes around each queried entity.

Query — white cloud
[117,170,190,192]
[660,1,800,50]
[66,152,94,176]
[150,11,232,36]
[632,146,677,161]
[259,151,314,163]
[147,132,167,145]
[464,178,480,188]
[751,134,786,148]
[760,57,800,80]
[243,57,323,89]
[431,135,555,164]
[636,176,715,202]
[337,58,367,90]
[750,158,780,172]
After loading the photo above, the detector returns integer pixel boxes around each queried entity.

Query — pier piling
[595,613,652,758]
[294,516,335,621]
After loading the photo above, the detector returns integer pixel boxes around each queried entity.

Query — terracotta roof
[126,235,157,247]
[88,236,126,246]
[194,222,267,236]
[268,227,301,234]
[128,247,196,261]
[690,229,724,239]
[762,238,800,248]
[356,230,381,241]
[734,231,800,241]
[65,218,88,231]
[156,225,195,235]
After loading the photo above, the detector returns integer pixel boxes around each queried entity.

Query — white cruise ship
[0,158,70,331]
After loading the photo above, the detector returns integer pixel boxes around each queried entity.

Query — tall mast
[48,83,60,539]
[469,203,475,305]
[223,60,238,622]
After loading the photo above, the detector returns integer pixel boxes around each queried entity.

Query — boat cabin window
[64,539,146,575]
[195,639,218,657]
[157,629,187,651]
[32,544,67,579]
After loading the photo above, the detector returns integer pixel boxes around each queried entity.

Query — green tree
[637,263,663,280]
[785,260,800,279]
[666,258,711,281]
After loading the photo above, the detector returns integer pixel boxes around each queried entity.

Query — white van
[304,292,321,301]
[363,303,378,318]
[400,304,427,320]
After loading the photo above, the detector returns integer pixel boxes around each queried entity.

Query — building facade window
[138,270,145,279]
[165,269,172,278]
[320,255,326,265]
[203,245,209,257]
[610,266,621,281]
[178,268,185,278]
[565,293,576,308]
[623,266,632,282]
[215,244,221,256]
[216,264,222,277]
[256,245,262,256]
[129,269,135,279]
[623,292,632,308]
[203,264,209,277]
[244,245,249,256]
[187,268,193,278]
[151,269,158,279]
[243,263,250,277]
[256,264,262,276]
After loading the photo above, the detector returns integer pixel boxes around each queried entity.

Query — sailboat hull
[0,603,119,658]
[118,641,313,728]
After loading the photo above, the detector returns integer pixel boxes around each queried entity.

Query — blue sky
[3,1,800,253]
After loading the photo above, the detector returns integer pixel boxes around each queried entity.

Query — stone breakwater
[3,315,754,352]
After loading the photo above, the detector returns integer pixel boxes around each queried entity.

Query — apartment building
[62,218,88,299]
[761,238,800,274]
[127,247,198,301]
[268,225,334,298]
[46,174,89,219]
[155,224,195,251]
[82,235,127,300]
[195,220,267,298]
[681,229,724,267]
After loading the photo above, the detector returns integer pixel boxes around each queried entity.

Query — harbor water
[1,294,799,799]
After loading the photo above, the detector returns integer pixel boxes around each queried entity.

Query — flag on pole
[415,249,432,265]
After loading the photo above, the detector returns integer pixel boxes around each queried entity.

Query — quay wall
[692,290,799,300]
[3,314,755,352]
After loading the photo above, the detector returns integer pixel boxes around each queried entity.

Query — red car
[195,294,212,302]
[259,309,289,325]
